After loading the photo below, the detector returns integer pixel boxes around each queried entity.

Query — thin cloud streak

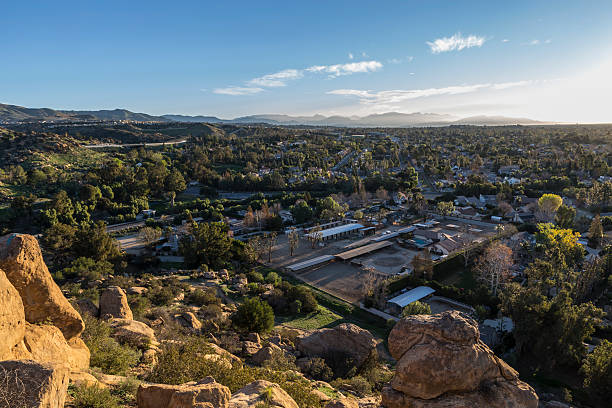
[327,80,536,105]
[218,60,383,95]
[213,86,264,95]
[427,33,486,53]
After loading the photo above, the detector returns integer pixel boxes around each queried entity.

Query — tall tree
[474,242,513,296]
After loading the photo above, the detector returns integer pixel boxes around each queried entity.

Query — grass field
[276,305,343,330]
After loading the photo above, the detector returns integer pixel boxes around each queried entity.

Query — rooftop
[388,286,436,307]
[305,223,364,239]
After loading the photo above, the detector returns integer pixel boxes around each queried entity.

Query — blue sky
[2,1,612,122]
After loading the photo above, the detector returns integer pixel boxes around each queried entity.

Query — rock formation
[0,359,70,408]
[99,285,133,320]
[0,234,84,340]
[297,323,377,371]
[381,311,539,408]
[228,380,299,408]
[0,234,91,407]
[137,377,231,408]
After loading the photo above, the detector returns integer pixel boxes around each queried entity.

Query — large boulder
[11,323,90,371]
[0,359,69,408]
[297,323,377,371]
[382,311,538,408]
[174,312,202,331]
[108,318,157,349]
[0,234,84,340]
[251,343,283,365]
[99,286,133,320]
[75,298,99,317]
[229,380,298,408]
[0,268,25,359]
[137,377,230,408]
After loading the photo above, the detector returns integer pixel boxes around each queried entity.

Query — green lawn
[276,305,343,330]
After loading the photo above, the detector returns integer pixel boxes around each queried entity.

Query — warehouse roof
[388,286,436,307]
[286,255,335,272]
[335,241,393,260]
[305,223,364,239]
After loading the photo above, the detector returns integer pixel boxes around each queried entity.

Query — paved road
[83,139,187,149]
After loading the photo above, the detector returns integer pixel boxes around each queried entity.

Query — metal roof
[305,223,364,239]
[372,226,416,242]
[286,255,335,271]
[388,286,436,307]
[335,241,393,260]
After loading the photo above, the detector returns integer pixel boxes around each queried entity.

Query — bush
[401,301,431,316]
[233,297,275,333]
[301,357,334,382]
[81,315,141,375]
[185,288,220,307]
[331,375,372,397]
[70,384,120,408]
[581,339,612,395]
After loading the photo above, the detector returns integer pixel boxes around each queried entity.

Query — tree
[401,301,431,316]
[290,200,313,224]
[474,242,513,296]
[398,166,418,191]
[248,235,265,261]
[180,222,232,269]
[263,232,278,262]
[581,340,612,396]
[61,257,113,281]
[75,221,122,264]
[318,196,347,221]
[411,250,433,280]
[555,204,576,229]
[588,214,604,248]
[436,201,454,216]
[375,187,389,202]
[538,193,563,221]
[288,229,299,257]
[139,227,162,246]
[233,297,275,333]
[536,223,584,267]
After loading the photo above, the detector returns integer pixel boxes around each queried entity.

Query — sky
[2,0,612,122]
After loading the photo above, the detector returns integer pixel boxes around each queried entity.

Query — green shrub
[401,301,431,316]
[233,297,275,333]
[70,384,119,408]
[331,375,372,397]
[185,288,220,307]
[81,315,141,375]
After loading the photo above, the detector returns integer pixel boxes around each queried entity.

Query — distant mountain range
[0,103,548,127]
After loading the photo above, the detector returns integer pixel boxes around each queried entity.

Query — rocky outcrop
[137,377,231,408]
[99,286,133,320]
[0,268,25,360]
[108,318,158,349]
[297,323,377,371]
[251,343,283,365]
[325,399,359,408]
[174,312,202,331]
[228,380,298,408]
[11,323,90,371]
[0,234,84,340]
[0,359,69,408]
[382,311,538,408]
[75,298,99,317]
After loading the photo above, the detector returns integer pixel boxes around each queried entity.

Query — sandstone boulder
[75,298,99,317]
[99,286,133,320]
[0,268,25,360]
[251,343,282,365]
[0,234,84,340]
[242,340,262,356]
[297,323,376,371]
[174,312,202,331]
[137,377,230,408]
[207,343,241,365]
[325,399,359,408]
[382,311,538,408]
[109,318,157,349]
[229,380,298,408]
[11,323,90,371]
[128,286,148,295]
[0,359,69,408]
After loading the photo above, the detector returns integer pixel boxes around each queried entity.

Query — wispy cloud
[216,60,383,95]
[306,61,383,78]
[427,33,486,53]
[327,80,535,105]
[348,53,354,60]
[213,86,264,95]
[248,69,303,87]
[387,56,414,64]
[502,39,510,43]
[525,39,551,46]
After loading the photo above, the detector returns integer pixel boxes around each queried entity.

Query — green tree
[555,204,576,229]
[581,339,612,396]
[436,201,455,216]
[180,222,232,269]
[317,196,346,221]
[233,297,275,333]
[588,214,604,248]
[290,200,314,224]
[61,257,114,281]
